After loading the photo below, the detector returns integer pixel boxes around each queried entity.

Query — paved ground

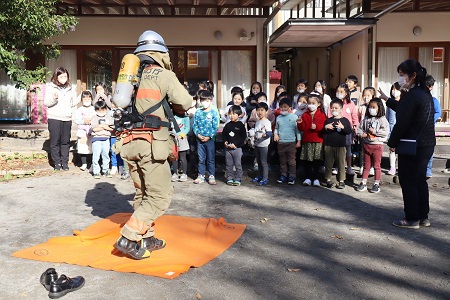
[1,142,449,299]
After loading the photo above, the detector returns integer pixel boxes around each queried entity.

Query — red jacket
[297,109,327,143]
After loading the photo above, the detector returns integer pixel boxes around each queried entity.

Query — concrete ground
[1,144,449,300]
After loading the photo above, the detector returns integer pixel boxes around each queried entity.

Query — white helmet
[134,30,168,54]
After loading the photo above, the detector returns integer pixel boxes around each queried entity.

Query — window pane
[377,47,409,95]
[83,50,112,92]
[221,50,252,108]
[419,47,444,102]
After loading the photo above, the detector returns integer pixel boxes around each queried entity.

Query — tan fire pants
[119,139,173,241]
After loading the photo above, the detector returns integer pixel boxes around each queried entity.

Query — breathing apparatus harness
[113,55,180,134]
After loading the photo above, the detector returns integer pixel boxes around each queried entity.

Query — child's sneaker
[258,178,269,186]
[337,181,345,189]
[208,175,217,185]
[313,179,320,187]
[80,164,87,171]
[178,174,188,182]
[171,173,179,182]
[194,175,205,184]
[105,170,113,178]
[287,177,295,185]
[94,173,101,179]
[120,172,130,180]
[370,183,380,193]
[110,166,118,175]
[326,180,334,188]
[251,176,262,183]
[302,179,311,186]
[226,179,234,185]
[277,175,287,184]
[356,182,367,192]
[233,180,241,186]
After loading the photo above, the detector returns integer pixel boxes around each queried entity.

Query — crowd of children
[74,82,129,180]
[75,75,441,194]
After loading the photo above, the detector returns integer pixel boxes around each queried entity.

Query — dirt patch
[0,153,52,181]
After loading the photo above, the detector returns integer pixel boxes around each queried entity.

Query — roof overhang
[269,18,378,48]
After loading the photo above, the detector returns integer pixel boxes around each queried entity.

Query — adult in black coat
[379,59,436,229]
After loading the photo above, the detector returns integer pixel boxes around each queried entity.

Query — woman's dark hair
[389,82,402,98]
[308,92,325,113]
[397,59,428,90]
[94,100,107,110]
[229,105,243,116]
[51,67,70,88]
[94,82,110,96]
[336,83,351,104]
[365,98,386,118]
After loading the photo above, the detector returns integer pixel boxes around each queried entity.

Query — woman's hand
[377,88,388,101]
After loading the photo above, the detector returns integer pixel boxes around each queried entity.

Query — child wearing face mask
[248,92,275,128]
[297,93,327,186]
[356,98,389,193]
[271,85,286,110]
[90,100,114,179]
[293,93,308,118]
[313,80,332,114]
[323,99,352,189]
[332,84,359,175]
[75,91,95,171]
[274,97,302,185]
[292,79,308,108]
[357,87,376,175]
[193,91,220,184]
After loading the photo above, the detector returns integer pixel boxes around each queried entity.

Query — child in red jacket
[297,93,327,186]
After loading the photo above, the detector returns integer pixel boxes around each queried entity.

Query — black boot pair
[40,268,85,299]
[115,236,166,260]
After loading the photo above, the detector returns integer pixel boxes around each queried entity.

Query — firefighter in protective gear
[114,30,192,260]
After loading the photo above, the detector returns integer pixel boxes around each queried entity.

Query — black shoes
[40,268,58,291]
[140,236,166,251]
[115,236,151,260]
[48,275,85,299]
[40,268,84,298]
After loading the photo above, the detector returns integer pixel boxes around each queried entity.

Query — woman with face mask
[246,82,263,117]
[44,67,79,170]
[378,59,436,229]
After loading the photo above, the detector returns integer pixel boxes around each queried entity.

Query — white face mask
[280,110,288,116]
[307,104,317,112]
[315,87,323,93]
[252,89,259,95]
[364,97,372,103]
[369,108,377,116]
[297,89,305,93]
[398,75,408,87]
[331,111,339,117]
[201,101,210,109]
[393,90,401,98]
[336,93,345,100]
[298,103,307,110]
[83,101,91,107]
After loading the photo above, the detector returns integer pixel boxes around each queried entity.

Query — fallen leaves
[260,218,271,223]
[331,235,344,239]
[195,293,202,299]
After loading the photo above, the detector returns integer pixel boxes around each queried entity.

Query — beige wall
[377,12,450,42]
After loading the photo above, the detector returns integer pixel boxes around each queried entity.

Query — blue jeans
[426,155,434,177]
[197,139,215,177]
[92,139,110,174]
[110,136,124,167]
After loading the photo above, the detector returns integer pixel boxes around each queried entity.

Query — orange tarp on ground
[12,213,246,279]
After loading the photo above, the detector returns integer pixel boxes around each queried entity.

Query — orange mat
[12,213,246,279]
